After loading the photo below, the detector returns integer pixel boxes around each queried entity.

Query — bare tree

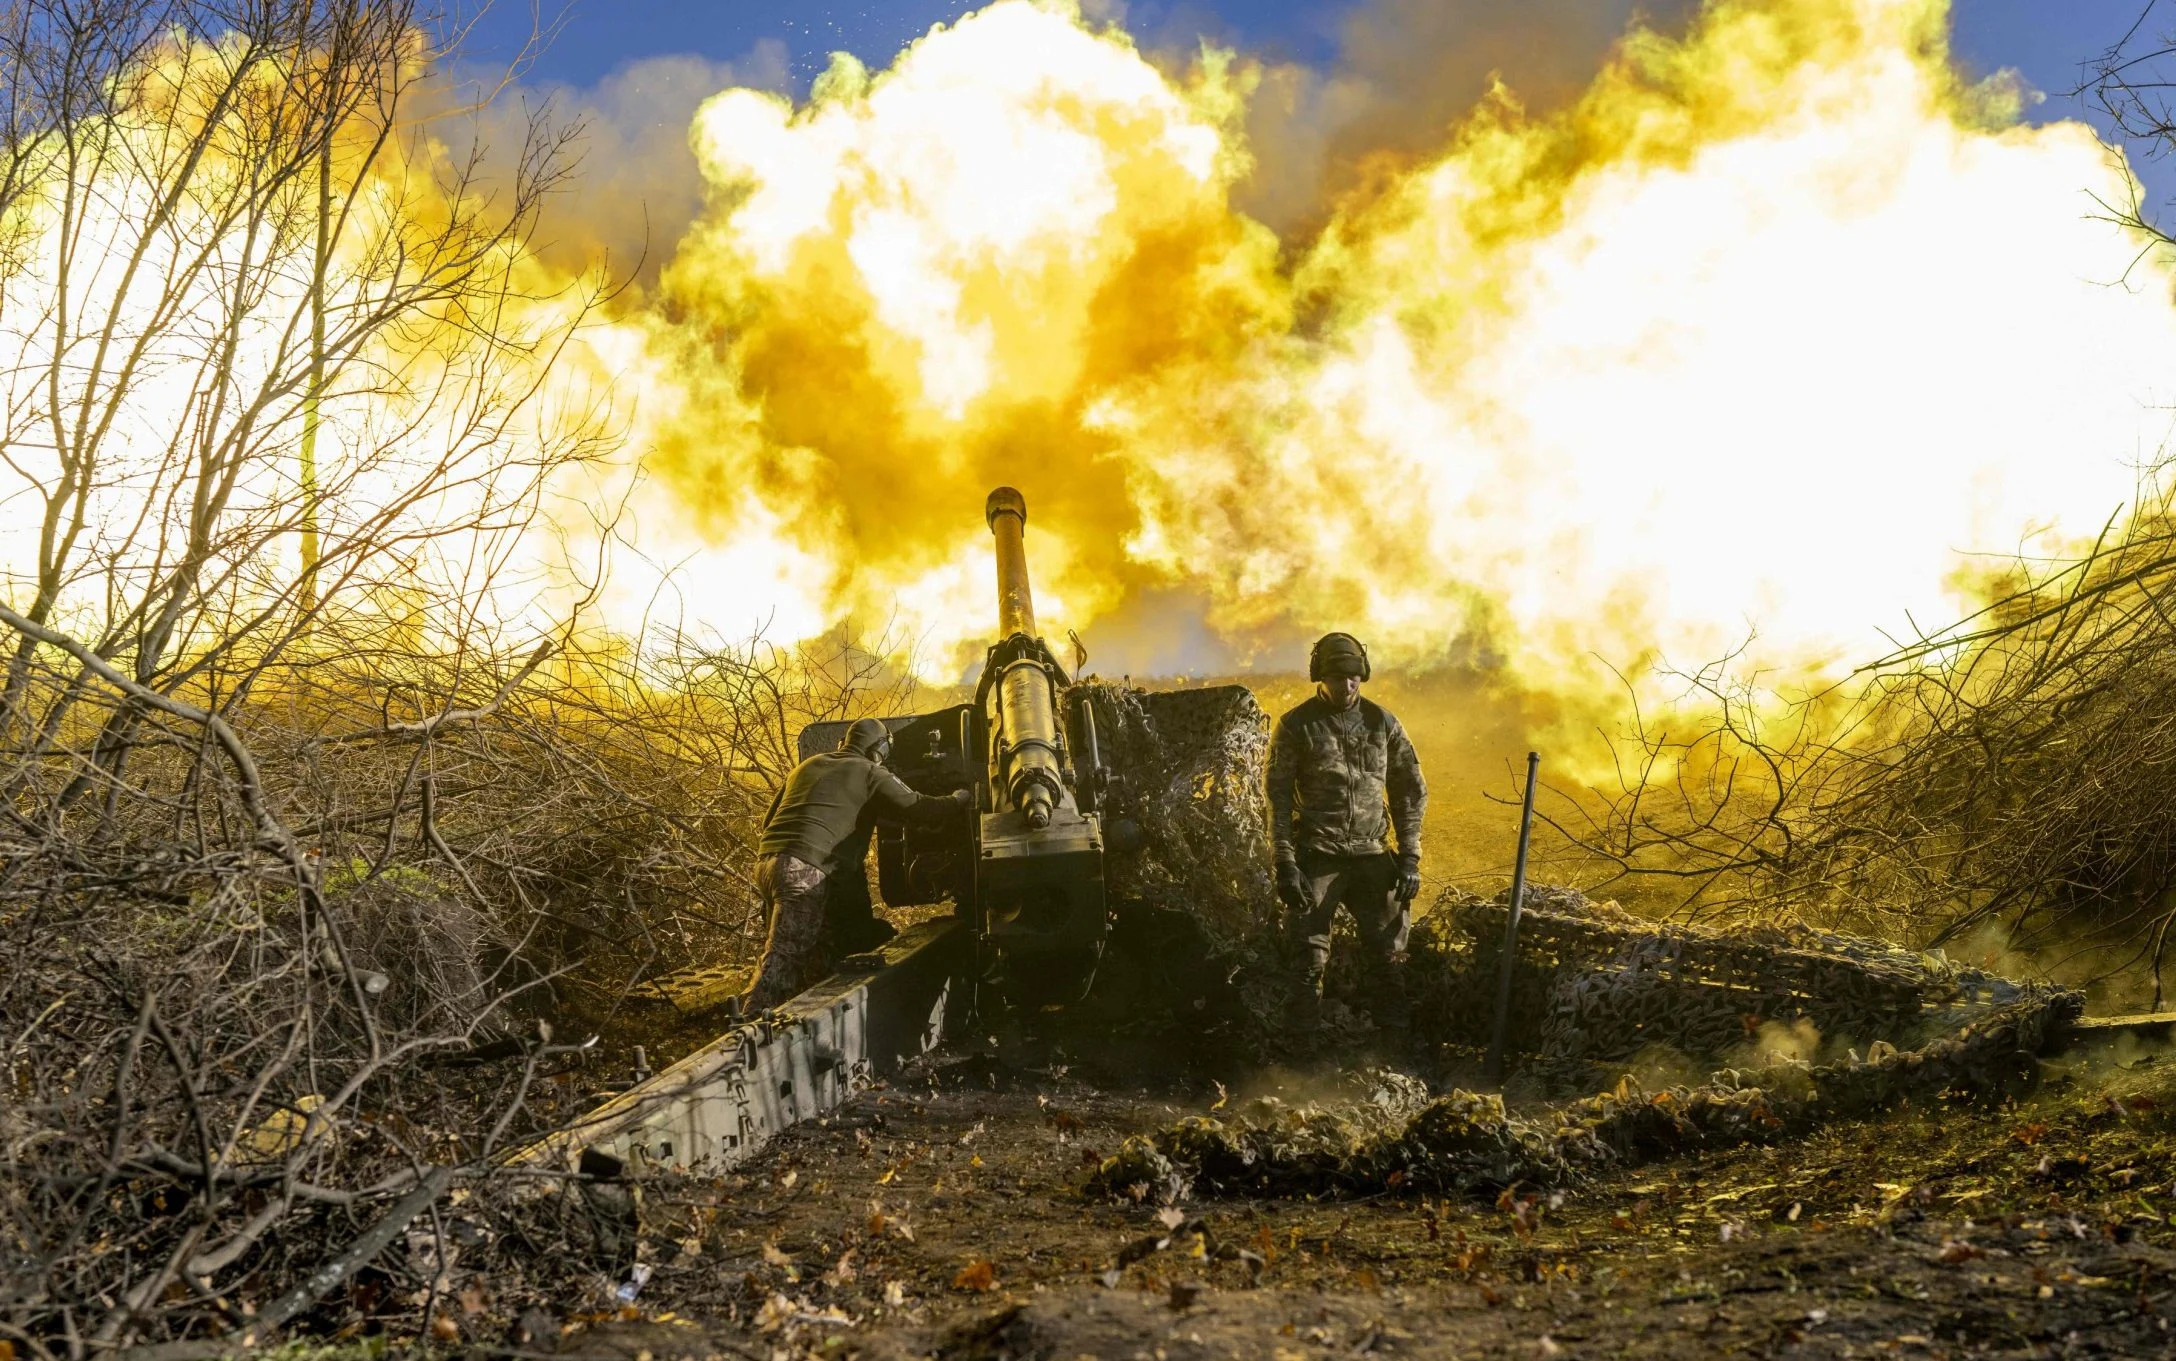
[0,1,615,1351]
[1548,467,2176,1000]
[0,0,620,771]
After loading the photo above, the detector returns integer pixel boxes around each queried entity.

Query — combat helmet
[1308,632,1370,681]
[838,717,892,759]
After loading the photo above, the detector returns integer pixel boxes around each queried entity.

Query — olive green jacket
[759,751,952,874]
[1266,696,1426,870]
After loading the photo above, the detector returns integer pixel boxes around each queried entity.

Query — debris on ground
[519,1030,2176,1359]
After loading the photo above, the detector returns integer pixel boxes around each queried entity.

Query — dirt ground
[526,1025,2176,1361]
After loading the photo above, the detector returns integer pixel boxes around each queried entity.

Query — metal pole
[1485,751,1541,1083]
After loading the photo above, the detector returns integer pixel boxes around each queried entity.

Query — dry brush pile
[0,621,912,1355]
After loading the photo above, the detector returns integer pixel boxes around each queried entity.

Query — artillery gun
[800,488,1128,1005]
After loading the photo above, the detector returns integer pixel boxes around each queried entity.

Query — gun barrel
[984,487,1062,828]
[986,486,1036,638]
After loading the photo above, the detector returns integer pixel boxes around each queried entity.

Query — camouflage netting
[1070,682,1276,948]
[1092,885,2083,1201]
[1411,886,2032,1086]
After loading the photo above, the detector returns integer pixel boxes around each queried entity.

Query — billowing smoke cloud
[453,42,791,286]
[563,0,2176,694]
[1237,0,1701,235]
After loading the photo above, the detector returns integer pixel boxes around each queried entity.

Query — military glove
[1276,860,1311,910]
[1396,866,1422,904]
[950,787,976,809]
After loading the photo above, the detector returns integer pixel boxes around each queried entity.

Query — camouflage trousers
[1291,851,1411,1026]
[745,853,829,1013]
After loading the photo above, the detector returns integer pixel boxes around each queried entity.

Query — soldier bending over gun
[1266,633,1428,1030]
[743,717,973,1012]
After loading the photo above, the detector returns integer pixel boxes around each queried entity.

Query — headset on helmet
[1308,632,1371,683]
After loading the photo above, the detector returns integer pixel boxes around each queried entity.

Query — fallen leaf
[2013,1123,2050,1147]
[235,1094,331,1164]
[1211,1082,1229,1111]
[429,1314,460,1342]
[952,1259,997,1292]
[754,1293,796,1332]
[779,1170,798,1189]
[762,1242,793,1267]
[1937,1239,1983,1264]
[1157,1206,1185,1230]
[883,1280,906,1307]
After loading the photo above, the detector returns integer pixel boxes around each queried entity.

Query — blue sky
[454,1,2176,220]
[464,2,2141,95]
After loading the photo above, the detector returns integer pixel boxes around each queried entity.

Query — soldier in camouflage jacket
[1266,632,1428,1027]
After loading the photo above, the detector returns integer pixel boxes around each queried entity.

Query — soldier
[1266,632,1428,1029]
[743,717,973,1012]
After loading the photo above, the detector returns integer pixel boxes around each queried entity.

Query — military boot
[1369,962,1411,1033]
[1293,968,1327,1030]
